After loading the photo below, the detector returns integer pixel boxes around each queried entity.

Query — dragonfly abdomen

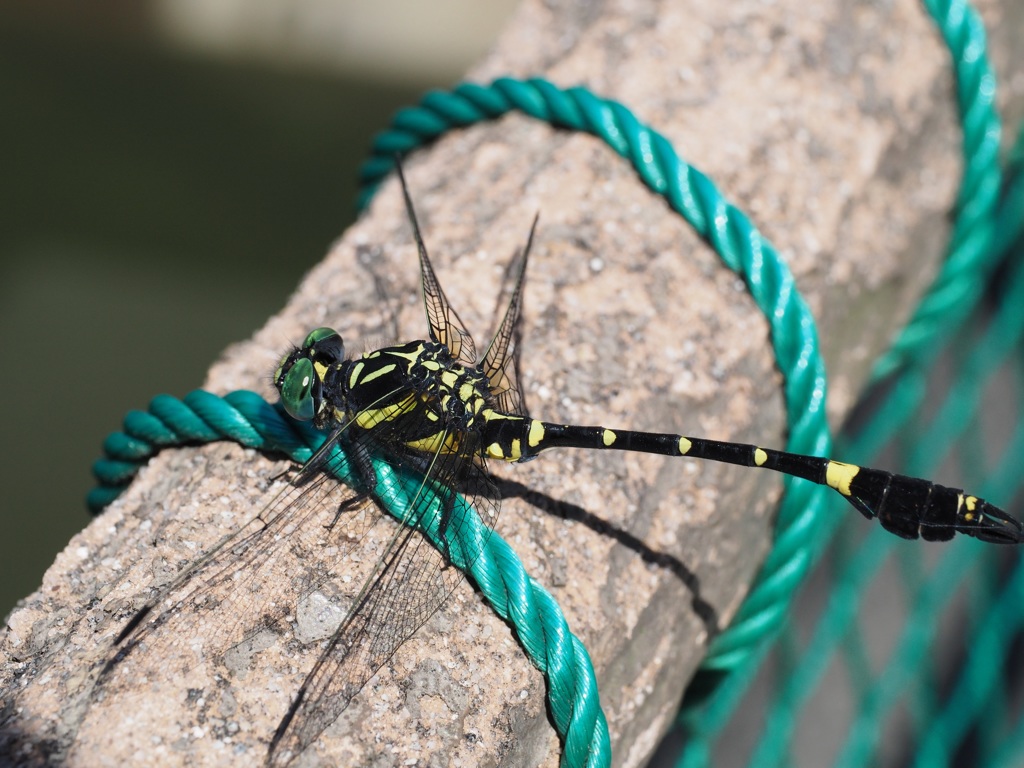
[478,419,1021,544]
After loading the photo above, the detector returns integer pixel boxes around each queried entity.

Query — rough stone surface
[3,1,1021,767]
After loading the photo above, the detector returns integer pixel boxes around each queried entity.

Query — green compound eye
[280,358,317,421]
[302,327,345,365]
[303,327,341,349]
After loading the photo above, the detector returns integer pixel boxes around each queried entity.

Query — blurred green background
[0,2,515,618]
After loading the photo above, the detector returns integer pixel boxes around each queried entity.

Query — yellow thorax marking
[484,438,521,461]
[602,429,616,447]
[348,361,365,390]
[358,362,397,385]
[753,448,768,466]
[825,461,859,497]
[440,370,460,389]
[378,347,423,363]
[483,409,518,422]
[678,437,692,455]
[355,394,416,429]
[405,430,462,454]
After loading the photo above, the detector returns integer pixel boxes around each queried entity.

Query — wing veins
[269,422,498,764]
[480,214,538,417]
[394,159,477,365]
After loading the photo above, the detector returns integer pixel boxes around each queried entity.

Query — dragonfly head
[275,327,345,422]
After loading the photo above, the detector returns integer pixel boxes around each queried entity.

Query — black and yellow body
[272,160,1022,552]
[278,326,1022,545]
[482,420,1011,543]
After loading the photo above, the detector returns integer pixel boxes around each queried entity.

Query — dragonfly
[97,161,1024,767]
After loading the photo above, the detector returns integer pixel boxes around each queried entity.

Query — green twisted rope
[869,0,1003,380]
[91,389,610,768]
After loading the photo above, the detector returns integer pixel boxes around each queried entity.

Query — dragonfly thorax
[277,328,494,439]
[338,339,491,431]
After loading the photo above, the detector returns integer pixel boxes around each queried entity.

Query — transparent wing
[96,398,499,767]
[480,214,538,417]
[395,160,477,366]
[98,430,387,681]
[267,421,499,765]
